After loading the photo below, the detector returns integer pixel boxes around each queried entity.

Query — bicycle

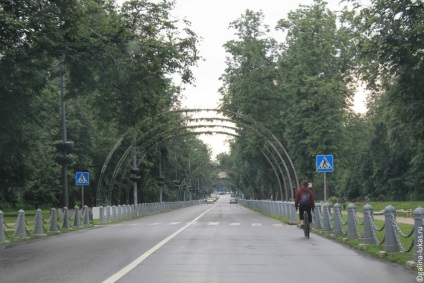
[303,210,310,238]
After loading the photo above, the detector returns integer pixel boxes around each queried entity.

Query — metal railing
[239,199,421,262]
[0,200,203,242]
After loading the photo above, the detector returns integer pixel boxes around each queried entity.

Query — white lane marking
[252,223,262,226]
[273,224,283,227]
[208,222,219,225]
[148,222,162,226]
[230,223,240,226]
[130,223,140,226]
[169,222,181,225]
[102,206,216,283]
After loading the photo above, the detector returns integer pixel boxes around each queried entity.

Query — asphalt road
[0,195,417,283]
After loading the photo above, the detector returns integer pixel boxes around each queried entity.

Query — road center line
[102,206,216,283]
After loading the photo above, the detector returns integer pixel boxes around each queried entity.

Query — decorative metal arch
[108,127,286,204]
[96,108,299,205]
[172,163,257,200]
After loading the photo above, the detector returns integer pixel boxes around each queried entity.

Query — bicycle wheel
[303,211,310,238]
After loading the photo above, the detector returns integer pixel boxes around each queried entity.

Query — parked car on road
[206,198,215,204]
[230,198,237,204]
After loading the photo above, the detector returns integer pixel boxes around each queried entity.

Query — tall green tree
[349,0,424,197]
[0,0,202,207]
[220,10,280,126]
[67,0,201,127]
[219,10,281,198]
[276,0,357,185]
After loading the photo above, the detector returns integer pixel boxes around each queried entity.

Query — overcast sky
[117,0,369,158]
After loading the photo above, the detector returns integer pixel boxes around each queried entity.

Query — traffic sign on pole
[316,155,334,172]
[75,172,89,186]
[316,155,333,202]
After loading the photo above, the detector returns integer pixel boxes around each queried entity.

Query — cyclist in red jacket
[295,180,315,228]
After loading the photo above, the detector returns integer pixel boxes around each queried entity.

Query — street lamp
[181,183,187,201]
[131,143,138,205]
[60,57,67,208]
[188,147,197,193]
[173,180,180,201]
[54,56,74,208]
[158,146,164,203]
[157,175,164,203]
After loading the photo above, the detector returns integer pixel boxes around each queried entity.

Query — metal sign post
[323,172,327,202]
[316,155,334,202]
[81,186,84,207]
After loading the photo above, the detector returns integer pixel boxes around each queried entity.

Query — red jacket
[295,186,315,210]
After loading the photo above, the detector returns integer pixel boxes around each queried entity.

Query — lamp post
[158,147,164,203]
[173,180,180,201]
[157,176,164,203]
[188,148,197,197]
[181,184,186,201]
[59,56,69,208]
[173,152,179,201]
[132,145,138,205]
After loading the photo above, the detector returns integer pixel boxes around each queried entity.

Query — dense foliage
[0,0,209,209]
[220,0,424,201]
[1,0,423,208]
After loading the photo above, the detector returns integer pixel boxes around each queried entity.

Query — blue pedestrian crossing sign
[76,172,89,186]
[316,155,334,172]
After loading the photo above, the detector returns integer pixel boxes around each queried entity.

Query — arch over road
[96,108,299,205]
[168,163,257,200]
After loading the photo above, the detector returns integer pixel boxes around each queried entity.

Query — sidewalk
[341,211,414,225]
